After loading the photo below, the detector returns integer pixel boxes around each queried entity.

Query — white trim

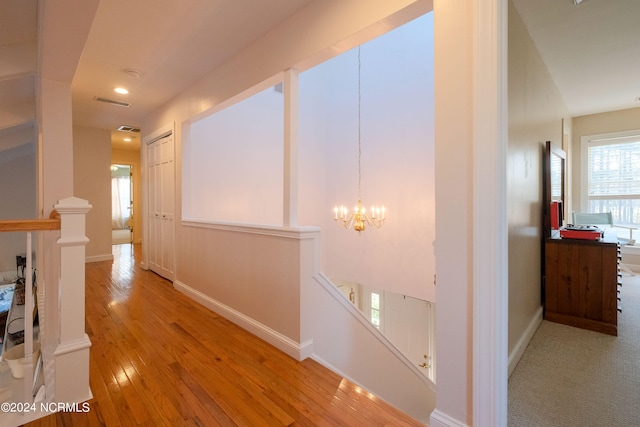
[283,68,299,227]
[580,129,640,212]
[508,306,543,376]
[142,123,174,146]
[621,244,640,255]
[182,219,321,239]
[54,196,92,213]
[582,129,640,144]
[58,237,90,247]
[85,254,114,263]
[141,122,176,278]
[429,409,470,427]
[187,73,285,125]
[580,134,588,212]
[471,0,508,425]
[53,334,92,356]
[173,280,313,361]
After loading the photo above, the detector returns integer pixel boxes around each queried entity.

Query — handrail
[0,210,61,232]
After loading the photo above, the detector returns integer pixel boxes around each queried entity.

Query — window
[583,132,640,239]
[371,292,381,328]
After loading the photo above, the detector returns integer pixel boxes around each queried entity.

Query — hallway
[24,244,423,426]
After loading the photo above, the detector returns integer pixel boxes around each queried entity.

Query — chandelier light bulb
[334,199,385,234]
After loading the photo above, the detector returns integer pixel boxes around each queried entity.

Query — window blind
[587,138,640,225]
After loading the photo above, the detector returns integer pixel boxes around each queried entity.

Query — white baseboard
[508,305,543,376]
[174,280,313,361]
[621,262,640,274]
[85,254,114,263]
[430,409,469,427]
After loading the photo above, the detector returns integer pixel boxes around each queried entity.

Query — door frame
[110,162,134,244]
[141,122,175,275]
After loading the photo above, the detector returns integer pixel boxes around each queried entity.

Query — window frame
[580,129,640,217]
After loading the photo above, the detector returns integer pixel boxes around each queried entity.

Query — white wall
[176,224,303,342]
[185,86,284,225]
[299,14,435,302]
[507,2,571,370]
[73,125,112,262]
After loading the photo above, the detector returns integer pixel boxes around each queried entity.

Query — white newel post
[53,197,93,403]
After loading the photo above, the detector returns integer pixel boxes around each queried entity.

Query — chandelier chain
[357,45,362,200]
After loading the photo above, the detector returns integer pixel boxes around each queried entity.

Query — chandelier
[333,46,386,234]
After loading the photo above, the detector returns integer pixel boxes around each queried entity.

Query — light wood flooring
[24,244,424,426]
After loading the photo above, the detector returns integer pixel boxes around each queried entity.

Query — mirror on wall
[543,140,566,237]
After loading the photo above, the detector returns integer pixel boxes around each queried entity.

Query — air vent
[117,125,141,133]
[93,96,131,107]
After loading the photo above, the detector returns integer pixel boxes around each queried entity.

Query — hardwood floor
[24,244,424,426]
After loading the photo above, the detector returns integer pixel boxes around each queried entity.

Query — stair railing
[0,196,91,425]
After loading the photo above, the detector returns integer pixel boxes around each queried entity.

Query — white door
[384,292,434,380]
[147,134,175,280]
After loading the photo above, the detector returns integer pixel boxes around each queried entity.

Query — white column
[283,68,299,227]
[472,0,508,425]
[431,0,508,426]
[53,196,93,404]
[38,80,74,386]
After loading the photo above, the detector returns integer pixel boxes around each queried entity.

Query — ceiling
[1,0,313,151]
[511,0,640,117]
[1,0,639,153]
[76,0,313,150]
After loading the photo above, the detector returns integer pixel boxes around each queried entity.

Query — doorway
[111,163,133,244]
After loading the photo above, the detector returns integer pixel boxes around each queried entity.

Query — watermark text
[1,401,90,413]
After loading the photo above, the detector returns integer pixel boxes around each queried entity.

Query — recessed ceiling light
[123,138,132,142]
[114,87,129,95]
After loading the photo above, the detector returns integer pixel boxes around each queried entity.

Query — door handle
[418,354,431,369]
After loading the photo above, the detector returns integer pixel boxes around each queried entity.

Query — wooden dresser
[544,230,621,336]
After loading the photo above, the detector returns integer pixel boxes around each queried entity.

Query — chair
[572,212,637,274]
[572,212,637,245]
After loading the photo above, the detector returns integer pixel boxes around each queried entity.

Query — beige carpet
[508,274,640,426]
